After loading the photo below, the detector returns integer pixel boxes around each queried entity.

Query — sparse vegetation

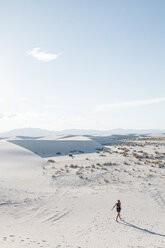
[47,159,55,163]
[70,164,79,169]
[43,136,165,191]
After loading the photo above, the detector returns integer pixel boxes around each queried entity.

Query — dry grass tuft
[47,159,55,163]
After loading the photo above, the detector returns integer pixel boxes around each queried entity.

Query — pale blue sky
[0,0,165,131]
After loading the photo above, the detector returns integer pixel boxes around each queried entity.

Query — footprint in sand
[3,237,7,241]
[9,234,15,237]
[1,234,52,247]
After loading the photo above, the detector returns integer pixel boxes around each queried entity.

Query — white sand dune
[0,140,47,200]
[87,135,123,145]
[0,140,44,176]
[0,135,165,247]
[8,135,103,157]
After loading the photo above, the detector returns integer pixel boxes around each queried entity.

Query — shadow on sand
[120,220,165,237]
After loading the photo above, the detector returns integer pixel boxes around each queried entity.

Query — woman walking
[112,200,121,222]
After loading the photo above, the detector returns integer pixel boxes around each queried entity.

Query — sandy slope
[0,135,164,248]
[8,135,102,157]
[0,140,49,207]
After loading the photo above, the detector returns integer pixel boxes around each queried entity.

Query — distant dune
[0,127,165,137]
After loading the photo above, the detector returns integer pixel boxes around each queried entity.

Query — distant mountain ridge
[0,128,165,137]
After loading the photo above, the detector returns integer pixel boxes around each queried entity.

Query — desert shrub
[104,150,111,153]
[123,147,129,152]
[70,164,78,169]
[155,160,162,165]
[111,162,116,165]
[91,164,95,168]
[143,152,149,158]
[96,163,101,166]
[79,150,84,153]
[155,155,164,159]
[47,159,55,163]
[104,178,109,183]
[68,153,73,157]
[132,152,140,159]
[158,164,164,168]
[56,152,61,155]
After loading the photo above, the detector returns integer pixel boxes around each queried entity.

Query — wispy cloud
[96,97,165,111]
[26,47,62,62]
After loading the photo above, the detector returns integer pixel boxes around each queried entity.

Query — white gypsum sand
[0,134,165,248]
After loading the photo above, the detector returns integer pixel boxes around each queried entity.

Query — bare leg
[116,213,119,221]
[119,212,122,220]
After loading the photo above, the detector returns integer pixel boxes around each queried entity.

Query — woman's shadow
[120,220,165,237]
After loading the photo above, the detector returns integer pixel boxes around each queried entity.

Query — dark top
[116,202,121,211]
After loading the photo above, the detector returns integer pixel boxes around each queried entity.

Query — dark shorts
[117,207,121,213]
